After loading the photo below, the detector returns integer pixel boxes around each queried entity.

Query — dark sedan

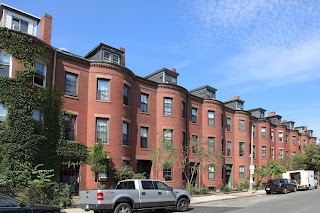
[0,194,66,213]
[265,178,297,194]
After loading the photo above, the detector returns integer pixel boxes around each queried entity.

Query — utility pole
[249,124,254,194]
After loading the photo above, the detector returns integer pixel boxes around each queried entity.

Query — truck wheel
[176,198,189,212]
[114,203,132,213]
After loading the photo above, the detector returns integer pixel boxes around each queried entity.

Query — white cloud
[183,0,320,49]
[216,39,320,87]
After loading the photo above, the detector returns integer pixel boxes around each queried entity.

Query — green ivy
[0,28,87,186]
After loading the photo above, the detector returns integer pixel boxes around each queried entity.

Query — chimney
[282,120,286,123]
[268,112,275,117]
[170,68,176,72]
[119,47,126,66]
[304,126,308,131]
[39,14,52,44]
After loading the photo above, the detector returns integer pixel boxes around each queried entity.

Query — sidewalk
[66,190,266,213]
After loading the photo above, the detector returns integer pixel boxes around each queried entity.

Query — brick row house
[0,4,317,192]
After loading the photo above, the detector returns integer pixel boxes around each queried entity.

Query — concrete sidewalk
[66,190,266,213]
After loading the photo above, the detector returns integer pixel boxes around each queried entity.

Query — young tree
[179,137,224,190]
[87,140,109,182]
[150,130,177,179]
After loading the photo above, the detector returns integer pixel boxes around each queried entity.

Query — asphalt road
[191,189,320,213]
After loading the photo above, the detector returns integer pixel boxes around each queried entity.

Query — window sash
[65,114,76,140]
[97,79,109,101]
[239,166,245,178]
[163,168,172,181]
[34,61,46,87]
[164,98,172,115]
[261,127,266,138]
[65,73,78,96]
[123,85,130,106]
[227,141,232,156]
[103,51,111,61]
[141,94,148,112]
[239,142,245,156]
[96,118,108,143]
[208,137,215,152]
[192,135,198,153]
[227,118,231,131]
[208,111,215,125]
[238,119,245,131]
[208,166,215,179]
[262,146,266,157]
[192,108,197,123]
[140,127,148,148]
[123,122,129,146]
[163,130,173,150]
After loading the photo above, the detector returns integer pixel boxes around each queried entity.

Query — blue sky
[2,0,319,140]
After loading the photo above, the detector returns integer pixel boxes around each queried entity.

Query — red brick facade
[1,6,317,191]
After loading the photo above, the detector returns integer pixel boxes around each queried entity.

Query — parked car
[80,179,190,213]
[0,194,66,213]
[265,178,297,194]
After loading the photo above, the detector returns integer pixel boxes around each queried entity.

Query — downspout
[185,92,190,188]
[52,49,57,86]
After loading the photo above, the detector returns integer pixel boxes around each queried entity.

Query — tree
[293,143,320,177]
[255,160,286,180]
[150,130,177,179]
[87,140,109,180]
[178,137,224,191]
[115,165,147,181]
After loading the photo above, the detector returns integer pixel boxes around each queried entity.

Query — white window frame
[0,52,12,77]
[278,131,283,142]
[34,60,47,88]
[103,50,111,61]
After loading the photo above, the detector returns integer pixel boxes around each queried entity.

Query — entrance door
[61,166,79,195]
[225,164,233,187]
[137,160,152,179]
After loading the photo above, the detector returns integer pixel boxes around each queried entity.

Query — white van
[282,170,316,190]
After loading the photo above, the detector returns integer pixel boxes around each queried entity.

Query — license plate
[266,187,270,190]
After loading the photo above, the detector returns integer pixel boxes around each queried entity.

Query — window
[227,118,231,131]
[261,127,266,138]
[154,181,171,190]
[192,108,198,123]
[292,136,296,145]
[253,145,256,159]
[34,61,46,87]
[140,127,148,148]
[0,52,11,77]
[116,180,135,189]
[141,180,155,189]
[239,166,245,179]
[163,129,173,150]
[278,131,283,142]
[192,135,198,153]
[271,147,274,159]
[103,51,111,61]
[182,131,187,152]
[113,54,120,64]
[208,165,215,179]
[286,134,288,144]
[227,141,232,157]
[237,102,244,110]
[0,105,7,121]
[165,75,177,84]
[123,160,130,167]
[32,109,43,122]
[123,122,130,146]
[303,139,307,147]
[279,149,284,158]
[182,101,186,119]
[220,114,224,129]
[238,119,245,131]
[65,72,78,97]
[12,18,28,33]
[208,111,215,126]
[271,130,274,141]
[239,142,245,157]
[123,84,130,106]
[262,146,266,158]
[163,167,172,181]
[221,139,224,154]
[208,137,215,153]
[65,114,77,140]
[207,91,215,99]
[222,166,224,179]
[141,93,148,113]
[293,151,296,157]
[97,79,109,101]
[96,118,108,143]
[253,125,255,137]
[163,98,172,115]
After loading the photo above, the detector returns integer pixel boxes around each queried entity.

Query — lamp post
[249,124,254,194]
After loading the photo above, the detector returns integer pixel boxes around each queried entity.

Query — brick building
[0,4,317,192]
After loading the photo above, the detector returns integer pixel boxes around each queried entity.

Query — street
[191,189,320,213]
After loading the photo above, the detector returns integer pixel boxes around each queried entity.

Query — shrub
[220,185,232,193]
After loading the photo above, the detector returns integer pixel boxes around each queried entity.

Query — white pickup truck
[79,179,190,213]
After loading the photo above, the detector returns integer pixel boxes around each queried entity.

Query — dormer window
[12,18,28,33]
[113,54,120,64]
[165,75,177,84]
[103,51,111,62]
[237,101,243,110]
[207,91,215,99]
